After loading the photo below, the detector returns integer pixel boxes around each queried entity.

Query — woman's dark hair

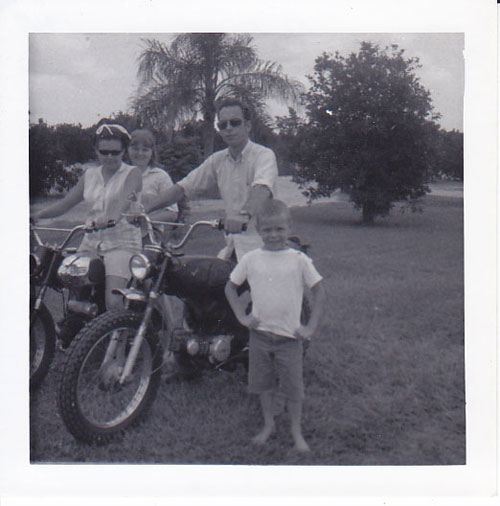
[216,98,252,121]
[94,120,131,150]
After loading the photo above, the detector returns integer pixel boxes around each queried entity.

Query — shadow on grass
[292,196,462,232]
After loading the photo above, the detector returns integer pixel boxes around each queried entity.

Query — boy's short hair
[256,198,291,227]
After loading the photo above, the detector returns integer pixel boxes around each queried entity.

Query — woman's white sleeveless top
[78,163,142,253]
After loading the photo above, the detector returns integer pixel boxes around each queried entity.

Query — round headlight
[30,253,41,276]
[129,254,151,280]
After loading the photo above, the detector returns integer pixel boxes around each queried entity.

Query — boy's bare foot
[292,433,311,453]
[251,424,275,445]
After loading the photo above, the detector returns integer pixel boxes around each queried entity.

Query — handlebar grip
[217,219,248,232]
[86,219,116,232]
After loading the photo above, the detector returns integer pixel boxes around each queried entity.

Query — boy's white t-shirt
[230,248,323,339]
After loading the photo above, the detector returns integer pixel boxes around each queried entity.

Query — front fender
[111,287,147,303]
[112,288,168,338]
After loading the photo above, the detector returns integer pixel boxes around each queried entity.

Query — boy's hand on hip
[240,314,260,330]
[295,325,313,341]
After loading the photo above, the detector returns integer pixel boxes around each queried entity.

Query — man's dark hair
[216,98,252,121]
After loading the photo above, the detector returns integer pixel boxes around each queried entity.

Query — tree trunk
[362,203,376,224]
[202,122,215,158]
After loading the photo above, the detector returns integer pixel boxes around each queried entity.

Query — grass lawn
[30,195,464,465]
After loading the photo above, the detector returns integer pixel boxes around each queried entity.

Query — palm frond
[217,61,304,104]
[133,33,303,153]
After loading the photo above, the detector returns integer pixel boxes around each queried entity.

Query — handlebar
[122,211,247,251]
[160,218,246,250]
[30,220,116,250]
[168,220,223,250]
[123,212,228,250]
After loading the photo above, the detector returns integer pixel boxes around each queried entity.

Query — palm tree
[132,33,302,156]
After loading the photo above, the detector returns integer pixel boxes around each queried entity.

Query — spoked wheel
[30,302,56,389]
[58,310,163,444]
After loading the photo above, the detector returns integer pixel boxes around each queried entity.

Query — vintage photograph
[28,32,465,466]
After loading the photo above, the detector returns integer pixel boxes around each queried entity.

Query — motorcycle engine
[208,335,232,363]
[173,329,233,364]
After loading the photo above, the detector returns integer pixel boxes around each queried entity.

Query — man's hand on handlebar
[224,215,249,234]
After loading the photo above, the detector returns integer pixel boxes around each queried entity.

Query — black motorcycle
[30,221,114,388]
[58,213,310,444]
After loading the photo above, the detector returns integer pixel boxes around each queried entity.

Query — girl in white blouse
[127,129,178,241]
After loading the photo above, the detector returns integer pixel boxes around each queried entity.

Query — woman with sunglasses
[127,128,178,241]
[32,122,143,311]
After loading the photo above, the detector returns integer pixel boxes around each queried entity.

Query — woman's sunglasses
[217,118,243,130]
[98,149,124,156]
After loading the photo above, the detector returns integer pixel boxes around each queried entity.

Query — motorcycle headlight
[129,254,151,280]
[30,246,49,276]
[30,253,41,276]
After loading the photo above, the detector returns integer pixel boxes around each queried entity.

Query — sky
[29,32,464,131]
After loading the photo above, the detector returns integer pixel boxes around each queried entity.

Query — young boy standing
[225,199,325,452]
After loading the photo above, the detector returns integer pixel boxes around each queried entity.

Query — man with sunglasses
[144,98,278,261]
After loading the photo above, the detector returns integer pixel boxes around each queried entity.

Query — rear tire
[30,302,56,389]
[58,310,163,444]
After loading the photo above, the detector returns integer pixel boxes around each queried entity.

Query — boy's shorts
[248,329,304,401]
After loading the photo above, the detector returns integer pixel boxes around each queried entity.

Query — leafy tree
[156,121,204,183]
[133,33,301,157]
[29,119,81,198]
[292,42,440,223]
[275,107,308,175]
[429,129,463,181]
[54,123,94,165]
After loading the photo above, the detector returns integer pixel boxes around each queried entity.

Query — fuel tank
[163,255,233,298]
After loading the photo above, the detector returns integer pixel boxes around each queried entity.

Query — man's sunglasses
[217,118,243,130]
[98,149,124,156]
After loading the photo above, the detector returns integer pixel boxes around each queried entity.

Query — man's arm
[143,183,185,214]
[224,185,272,234]
[243,184,273,216]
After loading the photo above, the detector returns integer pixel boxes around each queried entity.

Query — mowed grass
[30,195,464,465]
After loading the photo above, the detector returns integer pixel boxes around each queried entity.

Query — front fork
[119,295,158,384]
[117,258,170,385]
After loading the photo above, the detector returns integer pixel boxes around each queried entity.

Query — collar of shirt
[142,166,162,176]
[225,139,253,163]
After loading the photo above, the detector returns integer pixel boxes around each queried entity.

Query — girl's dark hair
[128,129,158,168]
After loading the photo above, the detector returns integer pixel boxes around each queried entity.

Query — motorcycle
[58,213,310,444]
[29,220,114,388]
